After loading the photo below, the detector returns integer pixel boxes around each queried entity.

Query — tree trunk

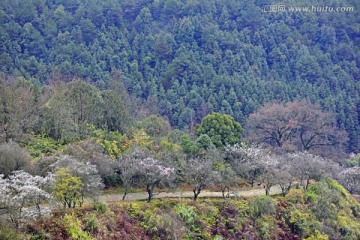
[305,178,310,189]
[193,188,201,201]
[265,186,271,195]
[35,203,41,217]
[146,184,154,202]
[122,191,128,201]
[221,186,229,198]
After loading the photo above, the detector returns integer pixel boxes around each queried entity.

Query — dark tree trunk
[305,178,310,189]
[193,188,201,201]
[146,184,154,202]
[221,186,230,198]
[265,185,271,195]
[122,191,128,201]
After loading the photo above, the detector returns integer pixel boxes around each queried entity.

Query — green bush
[93,202,108,213]
[337,215,360,239]
[249,196,277,220]
[255,214,278,240]
[142,209,186,239]
[0,222,26,240]
[174,203,196,227]
[84,214,99,233]
[63,213,93,240]
[304,230,329,240]
[326,178,350,198]
[289,208,314,238]
[25,135,61,157]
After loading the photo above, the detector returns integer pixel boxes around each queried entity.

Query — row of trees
[1,116,359,228]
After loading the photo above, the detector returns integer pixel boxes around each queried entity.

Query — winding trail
[100,186,282,202]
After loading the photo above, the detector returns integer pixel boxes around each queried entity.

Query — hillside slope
[0,0,359,151]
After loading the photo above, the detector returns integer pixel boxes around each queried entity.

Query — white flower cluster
[0,171,52,224]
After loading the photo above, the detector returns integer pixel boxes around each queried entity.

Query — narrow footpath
[100,186,282,202]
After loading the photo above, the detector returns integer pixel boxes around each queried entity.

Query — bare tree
[117,148,147,200]
[246,102,296,148]
[214,162,235,198]
[257,154,281,195]
[290,101,348,152]
[246,100,348,155]
[0,76,39,142]
[65,139,116,187]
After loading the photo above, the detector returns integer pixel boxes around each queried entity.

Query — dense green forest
[0,0,359,152]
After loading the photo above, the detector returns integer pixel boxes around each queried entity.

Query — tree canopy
[195,113,243,148]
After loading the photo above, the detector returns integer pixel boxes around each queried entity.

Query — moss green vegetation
[25,179,360,239]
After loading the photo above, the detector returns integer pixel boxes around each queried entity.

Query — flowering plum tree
[0,171,51,226]
[338,167,360,194]
[184,157,215,201]
[224,144,266,187]
[51,155,104,206]
[288,152,330,189]
[136,157,176,202]
[117,148,147,200]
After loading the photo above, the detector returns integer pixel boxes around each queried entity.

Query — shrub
[63,213,93,240]
[284,189,305,204]
[255,214,278,240]
[93,202,108,213]
[304,230,329,240]
[25,135,60,157]
[142,209,186,239]
[0,221,26,240]
[173,203,196,229]
[289,208,314,238]
[337,215,360,239]
[249,196,277,220]
[84,214,99,234]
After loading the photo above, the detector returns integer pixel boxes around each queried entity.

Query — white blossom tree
[117,148,147,200]
[184,157,215,201]
[0,171,52,227]
[136,157,176,202]
[288,152,330,189]
[50,155,104,206]
[224,144,267,187]
[338,167,360,194]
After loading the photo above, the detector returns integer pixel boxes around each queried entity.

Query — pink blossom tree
[136,157,176,202]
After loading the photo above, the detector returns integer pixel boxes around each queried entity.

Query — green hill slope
[0,0,359,151]
[20,178,360,240]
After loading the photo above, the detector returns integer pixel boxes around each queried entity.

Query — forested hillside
[0,0,359,151]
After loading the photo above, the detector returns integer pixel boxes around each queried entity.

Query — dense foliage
[0,0,359,152]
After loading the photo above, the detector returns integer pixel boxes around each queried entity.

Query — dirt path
[100,186,282,202]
